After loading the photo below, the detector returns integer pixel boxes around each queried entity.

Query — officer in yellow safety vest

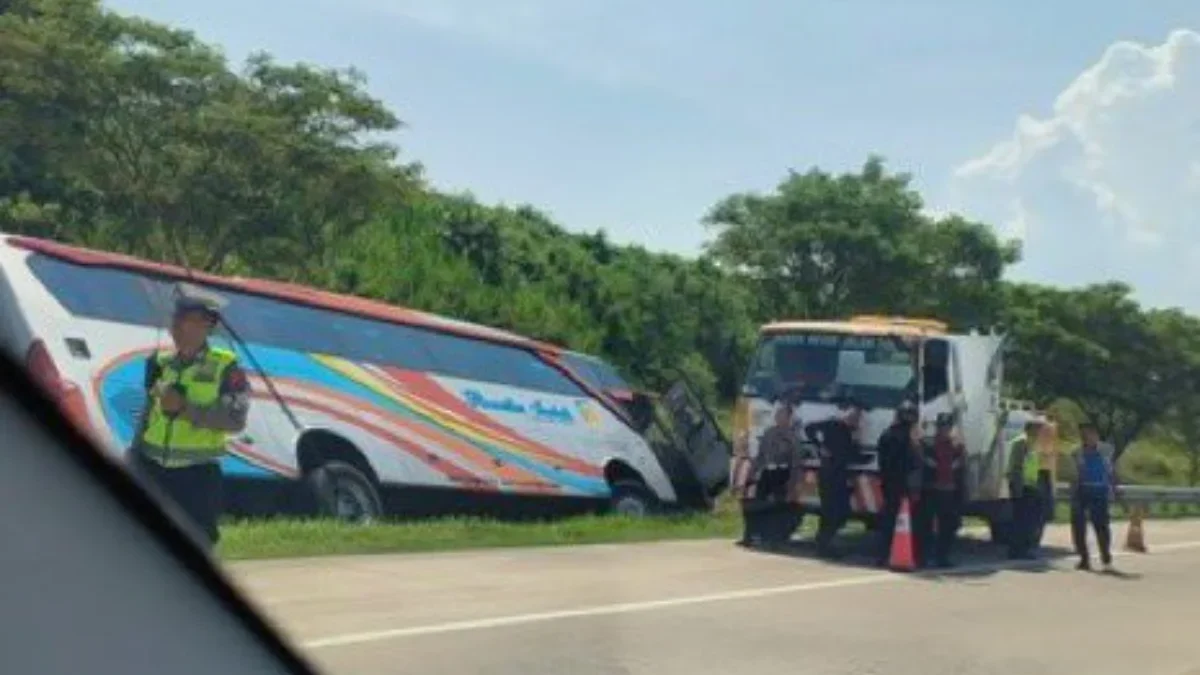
[1006,419,1045,559]
[1035,414,1060,525]
[127,286,250,550]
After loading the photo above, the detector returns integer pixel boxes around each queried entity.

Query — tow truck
[731,315,1031,546]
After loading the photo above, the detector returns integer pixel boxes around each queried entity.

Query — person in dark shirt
[806,399,863,559]
[918,414,966,568]
[874,401,920,567]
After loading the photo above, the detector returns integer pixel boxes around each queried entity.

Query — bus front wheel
[308,461,382,523]
[609,480,659,518]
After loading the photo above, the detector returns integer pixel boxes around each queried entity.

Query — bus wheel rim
[615,495,647,516]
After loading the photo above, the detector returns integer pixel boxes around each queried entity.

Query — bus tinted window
[423,331,586,397]
[327,314,439,372]
[222,291,574,393]
[220,291,348,356]
[29,255,584,397]
[27,256,162,325]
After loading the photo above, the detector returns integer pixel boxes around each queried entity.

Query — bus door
[655,379,732,509]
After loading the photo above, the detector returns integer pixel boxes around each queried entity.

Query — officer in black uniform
[806,396,863,559]
[874,400,920,567]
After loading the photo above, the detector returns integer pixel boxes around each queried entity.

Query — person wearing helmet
[873,399,921,567]
[127,285,250,551]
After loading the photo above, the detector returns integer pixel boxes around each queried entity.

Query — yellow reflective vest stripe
[1008,434,1040,487]
[140,347,237,461]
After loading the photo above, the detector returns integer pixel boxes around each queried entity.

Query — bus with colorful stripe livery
[0,234,727,521]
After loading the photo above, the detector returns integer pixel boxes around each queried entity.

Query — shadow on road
[735,531,1080,581]
[1097,568,1143,581]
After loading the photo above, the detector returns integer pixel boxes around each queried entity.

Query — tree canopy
[4,0,1199,473]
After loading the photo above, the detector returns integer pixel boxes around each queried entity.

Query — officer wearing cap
[127,285,250,550]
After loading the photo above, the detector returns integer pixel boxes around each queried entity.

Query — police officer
[740,399,803,549]
[806,397,863,559]
[920,413,966,568]
[1036,413,1060,529]
[127,286,250,550]
[874,400,920,567]
[1006,419,1044,559]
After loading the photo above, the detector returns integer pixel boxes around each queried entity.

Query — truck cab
[732,316,1008,525]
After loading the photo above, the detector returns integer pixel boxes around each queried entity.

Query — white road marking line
[302,539,1200,650]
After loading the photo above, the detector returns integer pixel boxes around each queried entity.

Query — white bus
[0,234,724,520]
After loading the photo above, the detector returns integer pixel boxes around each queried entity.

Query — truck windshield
[743,332,917,409]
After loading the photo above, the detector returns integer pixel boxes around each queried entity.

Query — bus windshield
[743,332,918,409]
[562,352,632,391]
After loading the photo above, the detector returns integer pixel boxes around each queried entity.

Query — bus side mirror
[626,393,655,434]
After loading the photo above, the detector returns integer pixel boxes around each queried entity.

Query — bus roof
[761,315,949,338]
[6,235,561,355]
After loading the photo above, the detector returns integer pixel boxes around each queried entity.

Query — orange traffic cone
[889,497,917,572]
[1124,504,1147,553]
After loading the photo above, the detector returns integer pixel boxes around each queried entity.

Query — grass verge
[220,511,743,561]
[220,501,1200,562]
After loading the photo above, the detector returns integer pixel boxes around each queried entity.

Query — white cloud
[948,29,1200,311]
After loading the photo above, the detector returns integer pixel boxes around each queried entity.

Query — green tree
[0,0,408,271]
[1002,283,1200,461]
[8,0,1200,480]
[704,156,1019,325]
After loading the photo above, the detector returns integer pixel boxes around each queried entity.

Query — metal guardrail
[1053,483,1200,504]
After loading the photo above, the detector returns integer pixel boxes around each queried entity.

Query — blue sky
[104,0,1200,311]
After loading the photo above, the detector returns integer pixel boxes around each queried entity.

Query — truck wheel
[988,519,1012,547]
[609,480,659,517]
[1029,518,1047,549]
[308,461,382,523]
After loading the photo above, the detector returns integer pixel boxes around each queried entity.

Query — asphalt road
[230,520,1200,675]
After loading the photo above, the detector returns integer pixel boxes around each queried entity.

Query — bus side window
[26,256,160,326]
[420,330,587,397]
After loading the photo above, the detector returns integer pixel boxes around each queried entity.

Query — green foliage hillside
[3,0,1199,481]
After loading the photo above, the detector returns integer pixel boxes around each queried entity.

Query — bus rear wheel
[308,460,382,523]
